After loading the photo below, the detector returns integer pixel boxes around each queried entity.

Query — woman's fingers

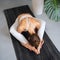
[40,40,44,48]
[32,47,40,54]
[41,40,44,45]
[37,42,41,53]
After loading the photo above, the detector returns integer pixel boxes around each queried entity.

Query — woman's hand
[37,39,44,54]
[21,39,44,54]
[21,42,38,53]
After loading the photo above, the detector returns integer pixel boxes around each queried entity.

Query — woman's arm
[36,19,46,53]
[38,19,46,40]
[10,18,28,44]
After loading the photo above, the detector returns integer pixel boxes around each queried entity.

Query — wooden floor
[4,5,60,60]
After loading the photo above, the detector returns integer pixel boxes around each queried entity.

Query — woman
[10,13,46,54]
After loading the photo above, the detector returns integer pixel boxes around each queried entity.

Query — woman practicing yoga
[10,13,46,54]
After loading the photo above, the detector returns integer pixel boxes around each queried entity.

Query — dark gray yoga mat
[4,5,60,60]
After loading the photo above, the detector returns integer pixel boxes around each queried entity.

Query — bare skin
[17,14,44,54]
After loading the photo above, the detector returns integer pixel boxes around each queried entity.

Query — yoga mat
[4,5,60,60]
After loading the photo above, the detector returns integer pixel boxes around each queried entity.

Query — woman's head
[28,34,40,49]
